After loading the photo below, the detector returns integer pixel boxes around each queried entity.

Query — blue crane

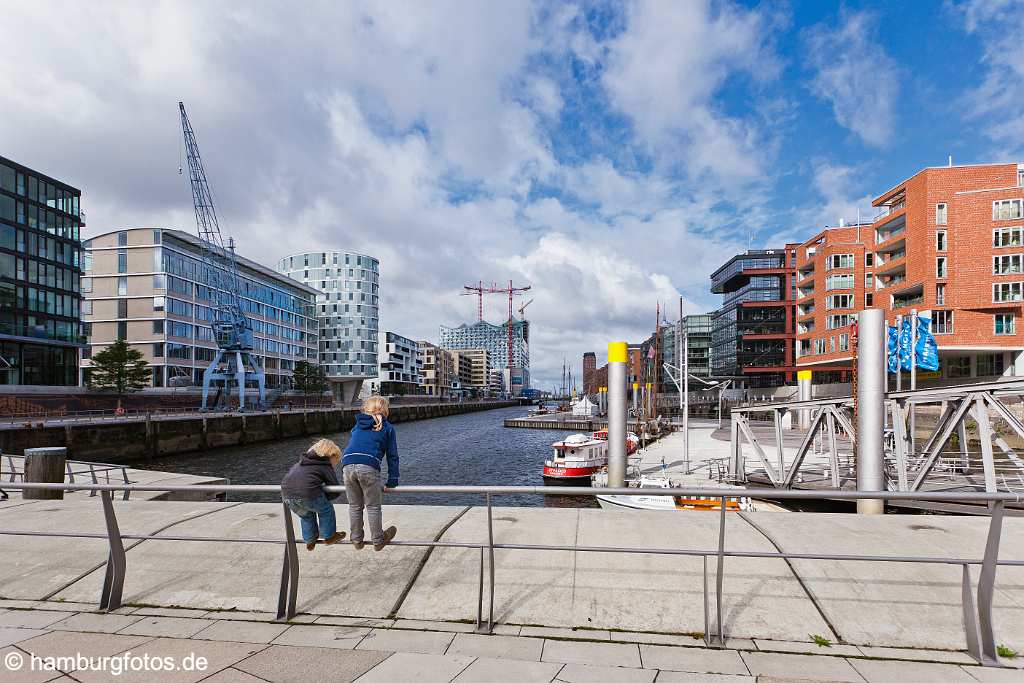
[178,101,265,411]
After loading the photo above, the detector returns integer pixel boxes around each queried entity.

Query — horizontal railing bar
[2,481,1022,502]
[1,528,1022,567]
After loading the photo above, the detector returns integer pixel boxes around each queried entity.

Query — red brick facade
[796,162,1024,380]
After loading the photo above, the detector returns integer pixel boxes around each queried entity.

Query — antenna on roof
[948,155,953,167]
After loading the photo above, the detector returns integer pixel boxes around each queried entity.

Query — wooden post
[24,447,67,500]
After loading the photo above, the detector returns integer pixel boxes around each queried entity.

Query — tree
[292,360,328,406]
[87,339,150,396]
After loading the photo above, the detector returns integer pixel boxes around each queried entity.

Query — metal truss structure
[729,379,1024,493]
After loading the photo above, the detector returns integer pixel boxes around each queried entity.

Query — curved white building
[277,251,379,403]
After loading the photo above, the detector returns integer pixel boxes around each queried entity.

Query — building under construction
[440,320,529,395]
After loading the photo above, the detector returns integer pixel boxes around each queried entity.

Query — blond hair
[362,396,390,431]
[307,438,341,460]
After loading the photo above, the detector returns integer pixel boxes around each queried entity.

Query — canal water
[127,405,598,508]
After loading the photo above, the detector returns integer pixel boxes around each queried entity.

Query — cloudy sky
[2,0,1022,390]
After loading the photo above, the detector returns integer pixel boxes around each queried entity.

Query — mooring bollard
[24,447,68,500]
[857,309,886,514]
[607,341,628,487]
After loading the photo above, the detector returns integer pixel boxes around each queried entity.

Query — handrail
[0,481,1013,667]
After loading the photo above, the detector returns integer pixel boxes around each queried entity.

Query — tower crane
[461,280,531,372]
[178,102,265,411]
[518,298,533,320]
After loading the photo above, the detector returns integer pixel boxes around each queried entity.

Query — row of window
[0,195,81,241]
[0,164,80,216]
[1,225,81,269]
[932,199,1024,223]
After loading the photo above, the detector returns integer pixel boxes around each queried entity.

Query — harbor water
[127,405,598,507]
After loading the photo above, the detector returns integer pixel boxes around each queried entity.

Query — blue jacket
[342,413,400,487]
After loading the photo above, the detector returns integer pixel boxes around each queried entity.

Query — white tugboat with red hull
[544,434,607,483]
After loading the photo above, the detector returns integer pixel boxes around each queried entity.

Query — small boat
[591,429,641,455]
[592,474,782,512]
[543,433,608,483]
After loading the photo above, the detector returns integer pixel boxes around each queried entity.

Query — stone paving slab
[270,623,370,649]
[356,627,456,655]
[638,643,748,674]
[48,612,142,634]
[13,630,153,667]
[753,638,862,657]
[856,645,978,664]
[53,503,463,617]
[0,627,47,647]
[965,666,1024,682]
[446,632,543,661]
[541,639,642,668]
[520,626,611,641]
[0,610,72,629]
[200,669,266,683]
[234,644,389,683]
[0,644,68,683]
[193,620,289,644]
[72,638,266,683]
[353,652,474,682]
[452,656,561,682]
[849,658,978,682]
[740,650,865,682]
[654,673,752,683]
[117,615,216,638]
[554,662,660,682]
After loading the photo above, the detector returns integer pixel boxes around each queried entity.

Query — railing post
[607,342,628,487]
[977,501,1004,666]
[962,564,981,663]
[485,492,495,634]
[476,546,485,632]
[709,496,727,647]
[276,501,300,621]
[98,491,126,612]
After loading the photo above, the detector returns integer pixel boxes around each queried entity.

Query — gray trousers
[343,464,384,544]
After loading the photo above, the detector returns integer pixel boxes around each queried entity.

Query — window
[826,294,854,309]
[978,353,1006,377]
[1019,167,1024,187]
[117,231,128,246]
[153,320,164,334]
[825,274,854,290]
[994,282,1024,302]
[838,333,849,351]
[117,321,127,340]
[865,273,874,288]
[936,203,947,225]
[117,249,127,273]
[994,254,1024,275]
[153,230,161,244]
[995,314,1015,335]
[153,274,165,289]
[826,253,855,270]
[936,257,947,278]
[936,230,947,252]
[153,343,164,357]
[936,283,946,305]
[993,199,1023,220]
[865,253,874,267]
[83,253,93,272]
[947,356,970,378]
[117,299,127,318]
[865,293,874,307]
[933,310,954,334]
[82,300,92,315]
[153,296,165,312]
[827,314,854,329]
[116,276,127,296]
[994,226,1024,247]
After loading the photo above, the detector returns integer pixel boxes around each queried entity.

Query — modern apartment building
[277,251,380,402]
[373,331,421,395]
[710,248,798,388]
[439,319,529,395]
[794,224,873,383]
[450,348,489,395]
[0,156,85,386]
[82,228,319,389]
[419,341,455,396]
[582,351,597,394]
[795,162,1024,382]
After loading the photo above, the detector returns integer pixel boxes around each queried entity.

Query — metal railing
[0,482,1019,667]
[1,456,132,500]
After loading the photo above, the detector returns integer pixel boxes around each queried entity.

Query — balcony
[874,252,907,277]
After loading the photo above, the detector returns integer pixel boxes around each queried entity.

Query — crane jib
[178,102,266,411]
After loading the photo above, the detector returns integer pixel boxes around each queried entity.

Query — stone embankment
[0,401,517,463]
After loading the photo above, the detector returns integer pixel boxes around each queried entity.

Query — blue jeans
[284,494,337,544]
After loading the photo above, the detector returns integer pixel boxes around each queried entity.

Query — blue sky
[1,0,1021,389]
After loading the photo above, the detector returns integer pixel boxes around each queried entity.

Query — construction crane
[518,298,533,320]
[178,102,265,412]
[461,280,531,373]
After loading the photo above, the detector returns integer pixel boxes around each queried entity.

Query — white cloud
[600,0,781,182]
[956,0,1024,156]
[804,10,899,147]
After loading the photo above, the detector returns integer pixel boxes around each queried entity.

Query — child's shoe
[324,531,347,545]
[306,540,317,552]
[374,526,397,551]
[352,540,365,550]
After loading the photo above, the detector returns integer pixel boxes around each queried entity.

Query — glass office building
[0,156,84,386]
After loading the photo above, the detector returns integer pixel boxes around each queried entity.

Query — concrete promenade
[0,598,1020,682]
[0,497,1021,657]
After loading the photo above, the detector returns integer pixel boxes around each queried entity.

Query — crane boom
[179,102,264,411]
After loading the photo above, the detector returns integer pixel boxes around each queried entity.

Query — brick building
[796,162,1024,382]
[582,351,596,395]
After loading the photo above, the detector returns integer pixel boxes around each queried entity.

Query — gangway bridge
[726,377,1024,512]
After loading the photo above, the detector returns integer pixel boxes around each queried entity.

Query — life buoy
[115,406,125,416]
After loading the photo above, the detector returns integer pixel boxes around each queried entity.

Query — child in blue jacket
[342,396,399,550]
[281,439,346,551]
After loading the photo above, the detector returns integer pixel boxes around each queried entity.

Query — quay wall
[0,401,517,463]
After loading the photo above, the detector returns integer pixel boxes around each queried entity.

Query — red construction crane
[462,280,532,371]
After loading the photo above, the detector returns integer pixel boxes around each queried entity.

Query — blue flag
[887,326,900,373]
[915,316,939,371]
